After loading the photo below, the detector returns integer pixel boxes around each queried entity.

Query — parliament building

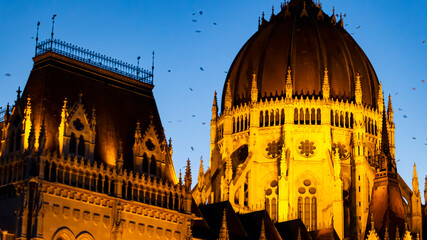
[0,0,426,239]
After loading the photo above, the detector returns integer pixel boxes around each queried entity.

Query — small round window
[73,118,84,131]
[303,179,311,186]
[145,139,155,151]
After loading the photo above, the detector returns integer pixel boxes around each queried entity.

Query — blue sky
[1,0,426,202]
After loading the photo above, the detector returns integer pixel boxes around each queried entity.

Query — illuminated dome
[221,0,379,110]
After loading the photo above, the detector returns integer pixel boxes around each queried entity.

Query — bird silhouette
[200,67,204,71]
[189,87,193,91]
[4,73,11,77]
[356,26,361,29]
[192,19,197,22]
[403,115,408,118]
[195,30,201,33]
[199,11,203,15]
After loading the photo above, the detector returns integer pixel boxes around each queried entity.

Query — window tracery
[297,179,317,231]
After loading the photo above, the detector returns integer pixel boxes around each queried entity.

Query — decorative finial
[50,14,57,49]
[339,13,343,27]
[251,72,258,103]
[151,50,155,77]
[224,80,232,110]
[331,7,336,24]
[355,72,362,104]
[199,156,204,175]
[300,1,308,18]
[258,17,261,29]
[16,86,22,100]
[185,158,192,190]
[35,21,40,55]
[169,137,172,148]
[136,56,141,77]
[259,218,266,240]
[317,3,324,21]
[322,67,330,99]
[219,209,229,240]
[179,169,182,186]
[395,226,400,240]
[384,225,389,240]
[285,66,293,99]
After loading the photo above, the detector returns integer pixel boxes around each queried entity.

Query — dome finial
[300,1,308,18]
[339,13,344,27]
[317,3,324,21]
[331,6,337,24]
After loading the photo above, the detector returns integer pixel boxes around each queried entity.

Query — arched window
[142,154,149,173]
[311,108,315,125]
[345,112,349,128]
[266,198,270,216]
[317,109,321,125]
[335,112,339,126]
[260,111,264,127]
[311,197,317,230]
[78,135,85,156]
[350,113,354,128]
[340,113,344,127]
[294,108,299,124]
[232,117,236,133]
[298,197,303,219]
[69,133,76,154]
[240,115,244,132]
[330,110,334,126]
[244,115,247,130]
[265,110,269,127]
[300,109,304,124]
[304,197,310,229]
[281,109,285,125]
[150,156,157,176]
[305,109,310,125]
[275,109,279,126]
[270,110,274,126]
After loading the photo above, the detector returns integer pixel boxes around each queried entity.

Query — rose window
[298,140,316,157]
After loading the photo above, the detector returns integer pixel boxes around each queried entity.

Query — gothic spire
[212,91,218,119]
[331,7,336,24]
[380,107,392,160]
[355,72,362,104]
[251,73,258,103]
[185,158,192,190]
[224,80,232,110]
[412,163,420,195]
[378,82,384,111]
[259,218,266,240]
[285,66,293,99]
[322,67,330,99]
[219,209,229,240]
[387,94,393,123]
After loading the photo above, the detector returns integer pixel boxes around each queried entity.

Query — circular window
[303,179,311,186]
[145,139,155,151]
[309,187,316,194]
[266,189,272,195]
[298,187,306,194]
[73,118,84,131]
[298,140,316,157]
[270,180,278,187]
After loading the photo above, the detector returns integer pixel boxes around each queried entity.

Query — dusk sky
[1,0,426,202]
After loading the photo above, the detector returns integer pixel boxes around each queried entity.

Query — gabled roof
[275,219,312,240]
[238,210,282,240]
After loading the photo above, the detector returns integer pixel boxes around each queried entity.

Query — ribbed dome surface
[221,0,379,110]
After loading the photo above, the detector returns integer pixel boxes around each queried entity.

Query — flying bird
[167,70,171,72]
[200,67,204,71]
[189,87,193,91]
[213,22,217,25]
[412,87,416,90]
[394,92,399,95]
[421,80,425,83]
[192,13,196,15]
[168,121,172,123]
[403,115,408,118]
[4,73,11,77]
[191,147,194,151]
[423,40,426,43]
[412,137,416,140]
[199,11,203,15]
[202,122,206,125]
[192,115,196,117]
[398,108,402,111]
[195,30,201,33]
[356,26,361,29]
[192,19,197,22]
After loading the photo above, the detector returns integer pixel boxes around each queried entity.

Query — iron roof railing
[35,39,153,85]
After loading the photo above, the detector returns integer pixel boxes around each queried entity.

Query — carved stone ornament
[298,140,316,157]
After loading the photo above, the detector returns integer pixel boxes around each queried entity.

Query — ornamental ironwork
[35,39,153,85]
